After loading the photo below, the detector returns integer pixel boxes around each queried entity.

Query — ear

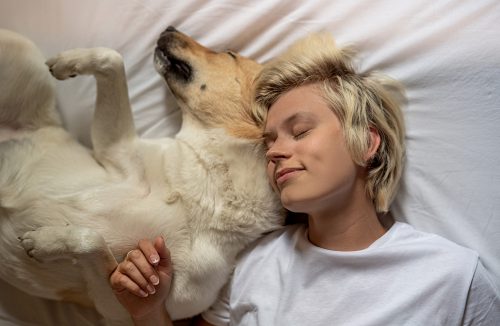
[364,126,381,161]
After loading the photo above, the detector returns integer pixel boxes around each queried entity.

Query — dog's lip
[154,47,170,65]
[154,47,192,82]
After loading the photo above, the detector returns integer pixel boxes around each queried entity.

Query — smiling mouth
[154,47,192,82]
[275,168,302,186]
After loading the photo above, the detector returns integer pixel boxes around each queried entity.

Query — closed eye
[262,132,275,150]
[263,138,274,150]
[226,51,237,59]
[293,129,311,140]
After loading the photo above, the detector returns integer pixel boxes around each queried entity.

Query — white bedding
[1,0,499,324]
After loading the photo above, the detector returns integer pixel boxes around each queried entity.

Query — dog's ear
[228,100,265,140]
[247,65,268,130]
[250,98,266,130]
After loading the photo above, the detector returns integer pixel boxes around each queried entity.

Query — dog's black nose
[166,26,177,32]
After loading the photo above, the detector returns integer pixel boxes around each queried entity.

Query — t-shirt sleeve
[462,259,500,325]
[200,278,232,326]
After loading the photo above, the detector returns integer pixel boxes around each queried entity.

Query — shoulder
[237,224,303,260]
[390,222,479,260]
[382,222,480,282]
[461,260,500,324]
[232,224,304,278]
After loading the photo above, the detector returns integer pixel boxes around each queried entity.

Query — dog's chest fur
[1,124,274,234]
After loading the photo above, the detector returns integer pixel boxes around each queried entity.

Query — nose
[265,141,291,163]
[166,26,177,32]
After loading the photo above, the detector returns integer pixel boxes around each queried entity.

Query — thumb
[154,236,172,274]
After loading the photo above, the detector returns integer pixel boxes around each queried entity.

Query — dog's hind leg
[0,29,61,130]
[46,48,137,173]
[20,225,133,325]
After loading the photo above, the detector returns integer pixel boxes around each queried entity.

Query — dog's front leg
[20,225,133,325]
[46,48,136,172]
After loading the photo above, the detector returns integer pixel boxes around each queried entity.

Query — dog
[0,26,283,324]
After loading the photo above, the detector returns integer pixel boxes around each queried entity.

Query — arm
[109,236,174,326]
[132,308,172,326]
[462,260,500,325]
[192,315,216,326]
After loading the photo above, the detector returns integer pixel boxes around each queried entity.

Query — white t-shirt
[202,222,500,325]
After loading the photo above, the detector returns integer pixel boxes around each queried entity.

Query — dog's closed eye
[226,51,237,59]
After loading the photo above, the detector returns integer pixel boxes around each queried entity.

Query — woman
[109,33,499,325]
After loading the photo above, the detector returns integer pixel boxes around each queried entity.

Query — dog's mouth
[154,47,192,83]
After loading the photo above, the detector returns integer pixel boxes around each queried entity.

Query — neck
[306,188,387,251]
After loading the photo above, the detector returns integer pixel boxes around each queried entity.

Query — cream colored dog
[0,27,283,324]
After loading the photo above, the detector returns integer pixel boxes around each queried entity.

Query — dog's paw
[46,48,123,80]
[19,226,71,262]
[45,49,84,80]
[19,225,110,263]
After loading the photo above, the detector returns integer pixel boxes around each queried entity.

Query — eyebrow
[262,130,274,141]
[262,111,315,140]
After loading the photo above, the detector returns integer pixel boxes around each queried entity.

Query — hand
[110,236,173,320]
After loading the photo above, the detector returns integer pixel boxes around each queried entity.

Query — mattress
[1,0,499,324]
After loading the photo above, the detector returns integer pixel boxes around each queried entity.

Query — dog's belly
[0,126,282,317]
[0,126,30,142]
[0,190,183,300]
[0,127,160,298]
[0,246,90,301]
[0,127,108,236]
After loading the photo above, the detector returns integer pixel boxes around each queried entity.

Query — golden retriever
[0,26,283,325]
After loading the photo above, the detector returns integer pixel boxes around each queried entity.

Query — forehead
[264,84,333,130]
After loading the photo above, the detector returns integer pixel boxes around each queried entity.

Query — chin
[280,193,308,214]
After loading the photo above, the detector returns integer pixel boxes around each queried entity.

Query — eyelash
[263,140,273,150]
[293,129,310,140]
[226,51,237,59]
[263,128,311,150]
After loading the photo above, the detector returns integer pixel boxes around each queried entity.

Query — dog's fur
[0,27,283,324]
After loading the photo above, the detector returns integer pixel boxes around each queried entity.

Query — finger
[154,236,170,266]
[118,259,156,295]
[154,236,172,272]
[137,238,161,266]
[110,271,149,298]
[135,240,161,286]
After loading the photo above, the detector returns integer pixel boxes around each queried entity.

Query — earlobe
[365,127,381,162]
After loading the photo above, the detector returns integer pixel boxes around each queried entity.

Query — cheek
[301,133,355,179]
[298,137,324,161]
[266,161,279,191]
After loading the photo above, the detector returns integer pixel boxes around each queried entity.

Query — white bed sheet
[1,0,499,324]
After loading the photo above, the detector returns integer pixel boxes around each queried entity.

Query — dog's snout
[166,26,177,33]
[159,26,179,44]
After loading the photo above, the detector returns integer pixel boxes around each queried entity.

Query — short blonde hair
[254,33,405,212]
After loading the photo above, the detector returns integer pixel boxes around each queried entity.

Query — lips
[275,167,302,186]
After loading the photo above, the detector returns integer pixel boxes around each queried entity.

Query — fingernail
[150,255,159,265]
[139,290,148,297]
[147,284,156,294]
[150,275,159,285]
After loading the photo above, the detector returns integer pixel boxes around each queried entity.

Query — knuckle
[110,273,126,289]
[128,249,141,260]
[124,261,135,273]
[109,274,119,286]
[138,239,152,250]
[117,274,127,285]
